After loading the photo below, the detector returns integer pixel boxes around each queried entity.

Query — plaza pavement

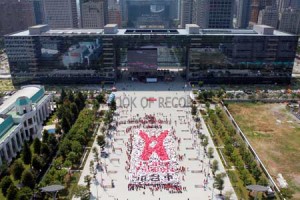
[76,80,238,200]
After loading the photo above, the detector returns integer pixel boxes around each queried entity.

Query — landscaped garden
[195,89,293,199]
[0,90,101,199]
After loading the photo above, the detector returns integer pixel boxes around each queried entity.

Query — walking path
[76,81,237,200]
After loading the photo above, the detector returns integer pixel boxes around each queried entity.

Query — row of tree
[57,90,86,133]
[207,107,268,188]
[41,108,95,188]
[197,90,225,102]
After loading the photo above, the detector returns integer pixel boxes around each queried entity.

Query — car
[244,90,253,95]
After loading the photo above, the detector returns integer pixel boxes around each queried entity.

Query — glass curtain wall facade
[4,30,298,85]
[188,35,297,83]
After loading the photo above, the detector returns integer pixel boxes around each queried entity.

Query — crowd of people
[116,112,187,194]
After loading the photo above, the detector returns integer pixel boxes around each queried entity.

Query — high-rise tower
[0,0,35,36]
[237,0,251,28]
[80,0,108,28]
[190,0,234,28]
[44,0,78,28]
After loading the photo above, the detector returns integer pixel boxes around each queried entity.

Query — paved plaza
[77,81,237,200]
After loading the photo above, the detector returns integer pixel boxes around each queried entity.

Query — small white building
[0,85,54,166]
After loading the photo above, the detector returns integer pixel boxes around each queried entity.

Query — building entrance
[116,46,186,82]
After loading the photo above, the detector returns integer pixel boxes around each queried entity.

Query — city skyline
[1,0,300,35]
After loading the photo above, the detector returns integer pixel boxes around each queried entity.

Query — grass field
[0,79,14,91]
[228,103,300,199]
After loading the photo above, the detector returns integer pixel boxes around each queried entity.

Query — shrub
[0,176,12,196]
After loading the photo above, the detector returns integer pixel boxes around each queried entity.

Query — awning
[246,185,269,192]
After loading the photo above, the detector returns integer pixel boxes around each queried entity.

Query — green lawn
[0,79,14,92]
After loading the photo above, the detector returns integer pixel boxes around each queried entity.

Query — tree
[281,188,295,199]
[212,160,219,175]
[60,89,67,103]
[67,152,78,167]
[32,155,43,171]
[6,184,18,200]
[40,143,51,158]
[68,91,75,102]
[33,138,41,154]
[257,176,268,186]
[53,157,63,170]
[214,173,226,195]
[16,187,32,200]
[74,185,90,200]
[84,175,92,191]
[93,148,99,162]
[0,162,9,176]
[208,147,214,159]
[21,170,35,189]
[11,160,25,180]
[21,141,32,165]
[75,92,86,110]
[42,130,49,142]
[71,141,82,155]
[59,139,72,158]
[205,102,210,109]
[251,165,262,181]
[103,110,113,125]
[89,160,94,174]
[61,116,70,133]
[63,160,72,168]
[198,81,204,87]
[93,100,100,110]
[70,103,79,121]
[47,134,57,150]
[0,176,13,196]
[96,92,105,104]
[201,136,209,150]
[97,135,105,147]
[191,105,197,115]
[110,99,116,110]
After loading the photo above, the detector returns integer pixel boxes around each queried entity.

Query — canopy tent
[40,185,65,200]
[246,185,270,200]
[107,93,115,104]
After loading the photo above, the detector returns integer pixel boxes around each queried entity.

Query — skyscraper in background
[278,0,300,12]
[80,0,108,28]
[122,0,177,28]
[33,0,45,24]
[44,0,78,28]
[250,0,261,24]
[0,0,36,36]
[108,4,122,27]
[257,5,279,28]
[192,0,209,28]
[180,0,193,28]
[237,0,251,28]
[185,0,234,28]
[279,8,300,34]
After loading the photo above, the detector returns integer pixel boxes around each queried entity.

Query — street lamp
[211,180,215,200]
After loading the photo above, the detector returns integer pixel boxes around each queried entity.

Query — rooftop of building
[0,85,48,143]
[0,85,45,115]
[6,24,294,37]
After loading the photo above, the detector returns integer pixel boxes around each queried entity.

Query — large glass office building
[4,24,298,85]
